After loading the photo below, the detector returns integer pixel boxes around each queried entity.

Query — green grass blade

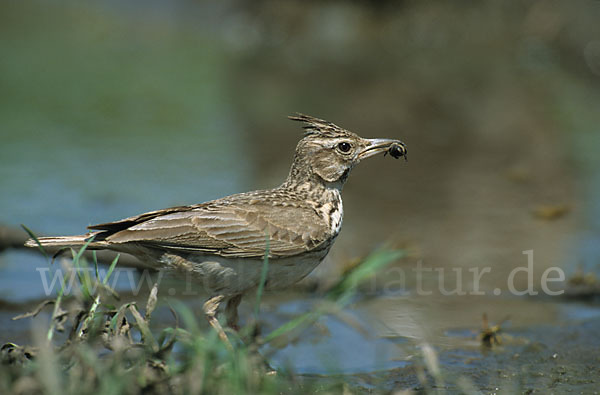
[47,277,67,341]
[93,251,99,280]
[68,236,96,298]
[254,234,270,319]
[21,224,48,258]
[103,254,120,285]
[78,295,101,339]
[129,304,159,352]
[327,248,406,305]
[72,235,95,264]
[263,310,320,343]
[110,302,133,332]
[168,299,200,335]
[71,248,91,300]
[264,248,405,344]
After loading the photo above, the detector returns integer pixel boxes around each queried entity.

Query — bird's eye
[337,142,352,153]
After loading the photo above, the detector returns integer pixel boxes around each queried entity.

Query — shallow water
[2,1,600,393]
[258,293,600,392]
[6,283,599,393]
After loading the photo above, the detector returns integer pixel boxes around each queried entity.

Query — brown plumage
[25,114,407,343]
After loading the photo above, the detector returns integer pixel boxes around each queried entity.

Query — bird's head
[285,114,407,188]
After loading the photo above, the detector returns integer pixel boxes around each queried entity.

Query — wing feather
[100,200,327,258]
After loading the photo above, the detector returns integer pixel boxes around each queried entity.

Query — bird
[25,114,407,344]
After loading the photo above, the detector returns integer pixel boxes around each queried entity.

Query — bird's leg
[203,295,231,349]
[225,294,242,331]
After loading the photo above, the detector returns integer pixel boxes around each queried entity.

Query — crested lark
[26,114,407,343]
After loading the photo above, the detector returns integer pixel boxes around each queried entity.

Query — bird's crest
[288,113,356,138]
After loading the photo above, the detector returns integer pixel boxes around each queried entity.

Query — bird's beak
[357,138,407,160]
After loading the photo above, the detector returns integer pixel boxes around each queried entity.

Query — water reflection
[1,0,600,382]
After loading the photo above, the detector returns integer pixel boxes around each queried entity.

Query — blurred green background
[1,0,600,381]
[2,0,599,286]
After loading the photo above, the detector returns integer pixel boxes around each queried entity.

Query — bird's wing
[90,201,328,258]
[89,205,196,232]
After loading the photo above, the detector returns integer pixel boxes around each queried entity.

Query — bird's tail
[25,234,104,250]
